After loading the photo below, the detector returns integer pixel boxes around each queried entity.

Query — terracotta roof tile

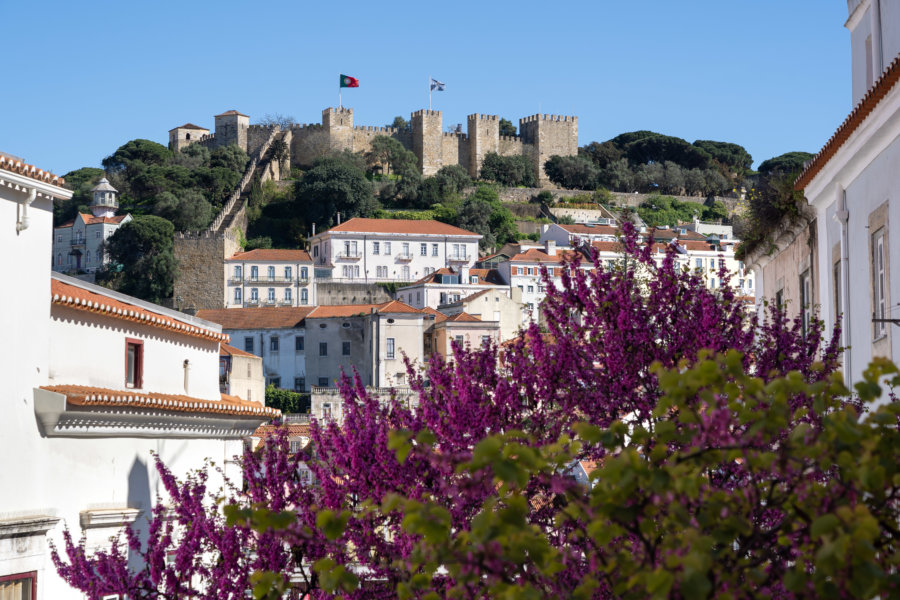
[215,110,249,117]
[79,213,128,225]
[308,300,423,319]
[422,307,448,323]
[168,123,209,132]
[508,248,583,263]
[649,228,707,241]
[197,306,315,330]
[221,343,257,358]
[446,312,481,322]
[227,249,312,262]
[796,52,900,190]
[0,153,66,187]
[323,217,480,237]
[42,385,278,418]
[678,240,718,251]
[52,278,228,342]
[253,423,311,439]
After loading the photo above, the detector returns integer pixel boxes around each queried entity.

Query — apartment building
[308,218,481,283]
[424,311,501,359]
[438,287,524,342]
[396,266,508,310]
[224,249,316,308]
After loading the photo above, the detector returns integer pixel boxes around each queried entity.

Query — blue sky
[4,1,851,175]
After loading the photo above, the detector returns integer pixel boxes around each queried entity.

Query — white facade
[0,155,271,599]
[396,267,509,310]
[847,0,900,104]
[52,213,131,273]
[309,218,481,283]
[224,249,316,308]
[539,222,619,247]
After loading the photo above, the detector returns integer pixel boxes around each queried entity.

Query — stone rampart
[173,230,240,313]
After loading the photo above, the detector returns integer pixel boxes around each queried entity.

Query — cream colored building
[438,287,524,342]
[425,312,501,359]
[220,343,266,404]
[396,267,509,310]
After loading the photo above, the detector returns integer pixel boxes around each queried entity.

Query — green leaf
[810,514,840,539]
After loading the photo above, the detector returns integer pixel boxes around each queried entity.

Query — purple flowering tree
[53,224,861,599]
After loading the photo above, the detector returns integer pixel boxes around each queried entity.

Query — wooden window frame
[125,337,144,389]
[0,570,37,599]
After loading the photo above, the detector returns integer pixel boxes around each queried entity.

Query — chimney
[545,240,557,256]
[337,212,341,225]
[312,223,316,236]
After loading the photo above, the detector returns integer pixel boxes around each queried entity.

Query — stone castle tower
[170,107,578,186]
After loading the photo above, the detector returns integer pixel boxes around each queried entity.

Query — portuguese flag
[340,74,359,88]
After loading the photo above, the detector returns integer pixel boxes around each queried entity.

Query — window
[481,335,491,346]
[234,288,242,303]
[417,292,421,303]
[719,259,725,269]
[284,288,292,302]
[284,266,292,280]
[432,243,439,256]
[245,336,254,353]
[0,572,37,600]
[294,377,306,391]
[873,228,887,338]
[234,265,242,280]
[527,267,534,276]
[268,376,281,388]
[748,279,753,289]
[470,276,478,284]
[251,288,259,301]
[322,401,332,418]
[387,337,395,359]
[799,270,812,339]
[455,335,464,345]
[57,253,62,266]
[342,341,351,356]
[250,266,258,281]
[439,292,447,304]
[295,336,305,352]
[775,289,784,309]
[270,336,280,352]
[547,267,554,277]
[373,241,380,254]
[318,377,329,388]
[695,258,702,272]
[401,266,410,280]
[267,266,275,281]
[300,266,308,280]
[385,242,391,255]
[57,234,62,242]
[267,288,275,301]
[527,285,534,293]
[834,261,842,320]
[319,342,328,356]
[85,250,91,264]
[300,289,308,304]
[313,245,319,257]
[125,338,143,389]
[420,243,428,256]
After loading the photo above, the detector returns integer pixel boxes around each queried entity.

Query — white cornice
[845,0,870,30]
[0,169,73,201]
[80,508,141,529]
[34,388,268,439]
[0,515,60,538]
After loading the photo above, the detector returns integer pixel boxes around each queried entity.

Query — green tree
[294,154,377,228]
[579,140,623,168]
[543,155,599,190]
[389,116,410,131]
[97,215,177,303]
[153,190,213,232]
[457,186,517,249]
[209,144,249,173]
[102,139,172,172]
[498,118,517,137]
[480,153,536,187]
[693,139,753,173]
[57,167,104,225]
[757,151,814,176]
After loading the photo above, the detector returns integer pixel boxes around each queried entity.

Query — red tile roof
[0,153,66,187]
[308,300,423,318]
[678,240,718,251]
[221,343,257,358]
[508,248,583,263]
[408,267,503,286]
[215,110,249,117]
[79,213,128,225]
[649,228,707,241]
[421,307,448,323]
[42,385,277,418]
[796,52,900,190]
[227,249,312,262]
[323,217,480,237]
[197,306,315,330]
[591,241,671,253]
[168,123,209,132]
[559,223,619,236]
[253,423,311,439]
[446,312,481,322]
[52,279,228,342]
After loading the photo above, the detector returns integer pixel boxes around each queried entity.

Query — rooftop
[197,306,316,330]
[319,217,481,237]
[0,152,66,187]
[215,110,249,118]
[221,343,257,358]
[507,248,583,263]
[168,123,210,132]
[227,249,313,262]
[308,300,423,318]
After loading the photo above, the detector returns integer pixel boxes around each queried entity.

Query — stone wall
[173,231,240,313]
[498,135,526,158]
[412,109,444,176]
[467,114,500,178]
[247,125,273,158]
[315,282,394,305]
[520,114,578,185]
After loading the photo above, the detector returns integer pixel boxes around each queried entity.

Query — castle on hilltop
[169,107,578,185]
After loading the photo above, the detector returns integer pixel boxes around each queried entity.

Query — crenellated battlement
[412,109,442,118]
[499,135,521,142]
[323,107,353,116]
[290,122,324,130]
[443,131,467,139]
[520,114,577,123]
[467,113,498,121]
[353,125,398,133]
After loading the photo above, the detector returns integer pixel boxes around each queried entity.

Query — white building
[790,1,900,388]
[539,222,620,246]
[51,177,131,273]
[395,267,509,310]
[438,287,525,342]
[309,218,481,283]
[196,307,315,392]
[224,249,316,308]
[0,152,274,600]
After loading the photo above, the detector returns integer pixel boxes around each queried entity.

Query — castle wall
[520,114,578,185]
[247,125,274,157]
[289,124,329,166]
[411,110,443,176]
[441,132,467,170]
[498,135,525,157]
[173,231,241,313]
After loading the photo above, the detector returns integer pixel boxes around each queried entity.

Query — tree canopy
[95,215,176,303]
[293,154,378,228]
[757,151,814,176]
[498,118,517,137]
[480,152,536,187]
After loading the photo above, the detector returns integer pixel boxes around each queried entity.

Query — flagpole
[428,75,432,111]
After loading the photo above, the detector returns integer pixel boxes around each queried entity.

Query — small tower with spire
[89,178,118,218]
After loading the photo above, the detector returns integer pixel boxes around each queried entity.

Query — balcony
[298,277,310,285]
[448,254,471,263]
[395,253,413,261]
[263,298,277,306]
[256,275,293,284]
[228,276,243,284]
[70,238,86,247]
[246,298,260,306]
[336,251,362,260]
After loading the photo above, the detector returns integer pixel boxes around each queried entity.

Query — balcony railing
[336,251,362,260]
[283,413,311,424]
[263,298,277,305]
[246,298,260,306]
[298,277,310,285]
[395,253,413,261]
[70,238,86,246]
[448,254,471,262]
[229,276,243,284]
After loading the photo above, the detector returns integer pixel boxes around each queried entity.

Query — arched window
[86,250,91,264]
[185,133,191,140]
[57,253,62,266]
